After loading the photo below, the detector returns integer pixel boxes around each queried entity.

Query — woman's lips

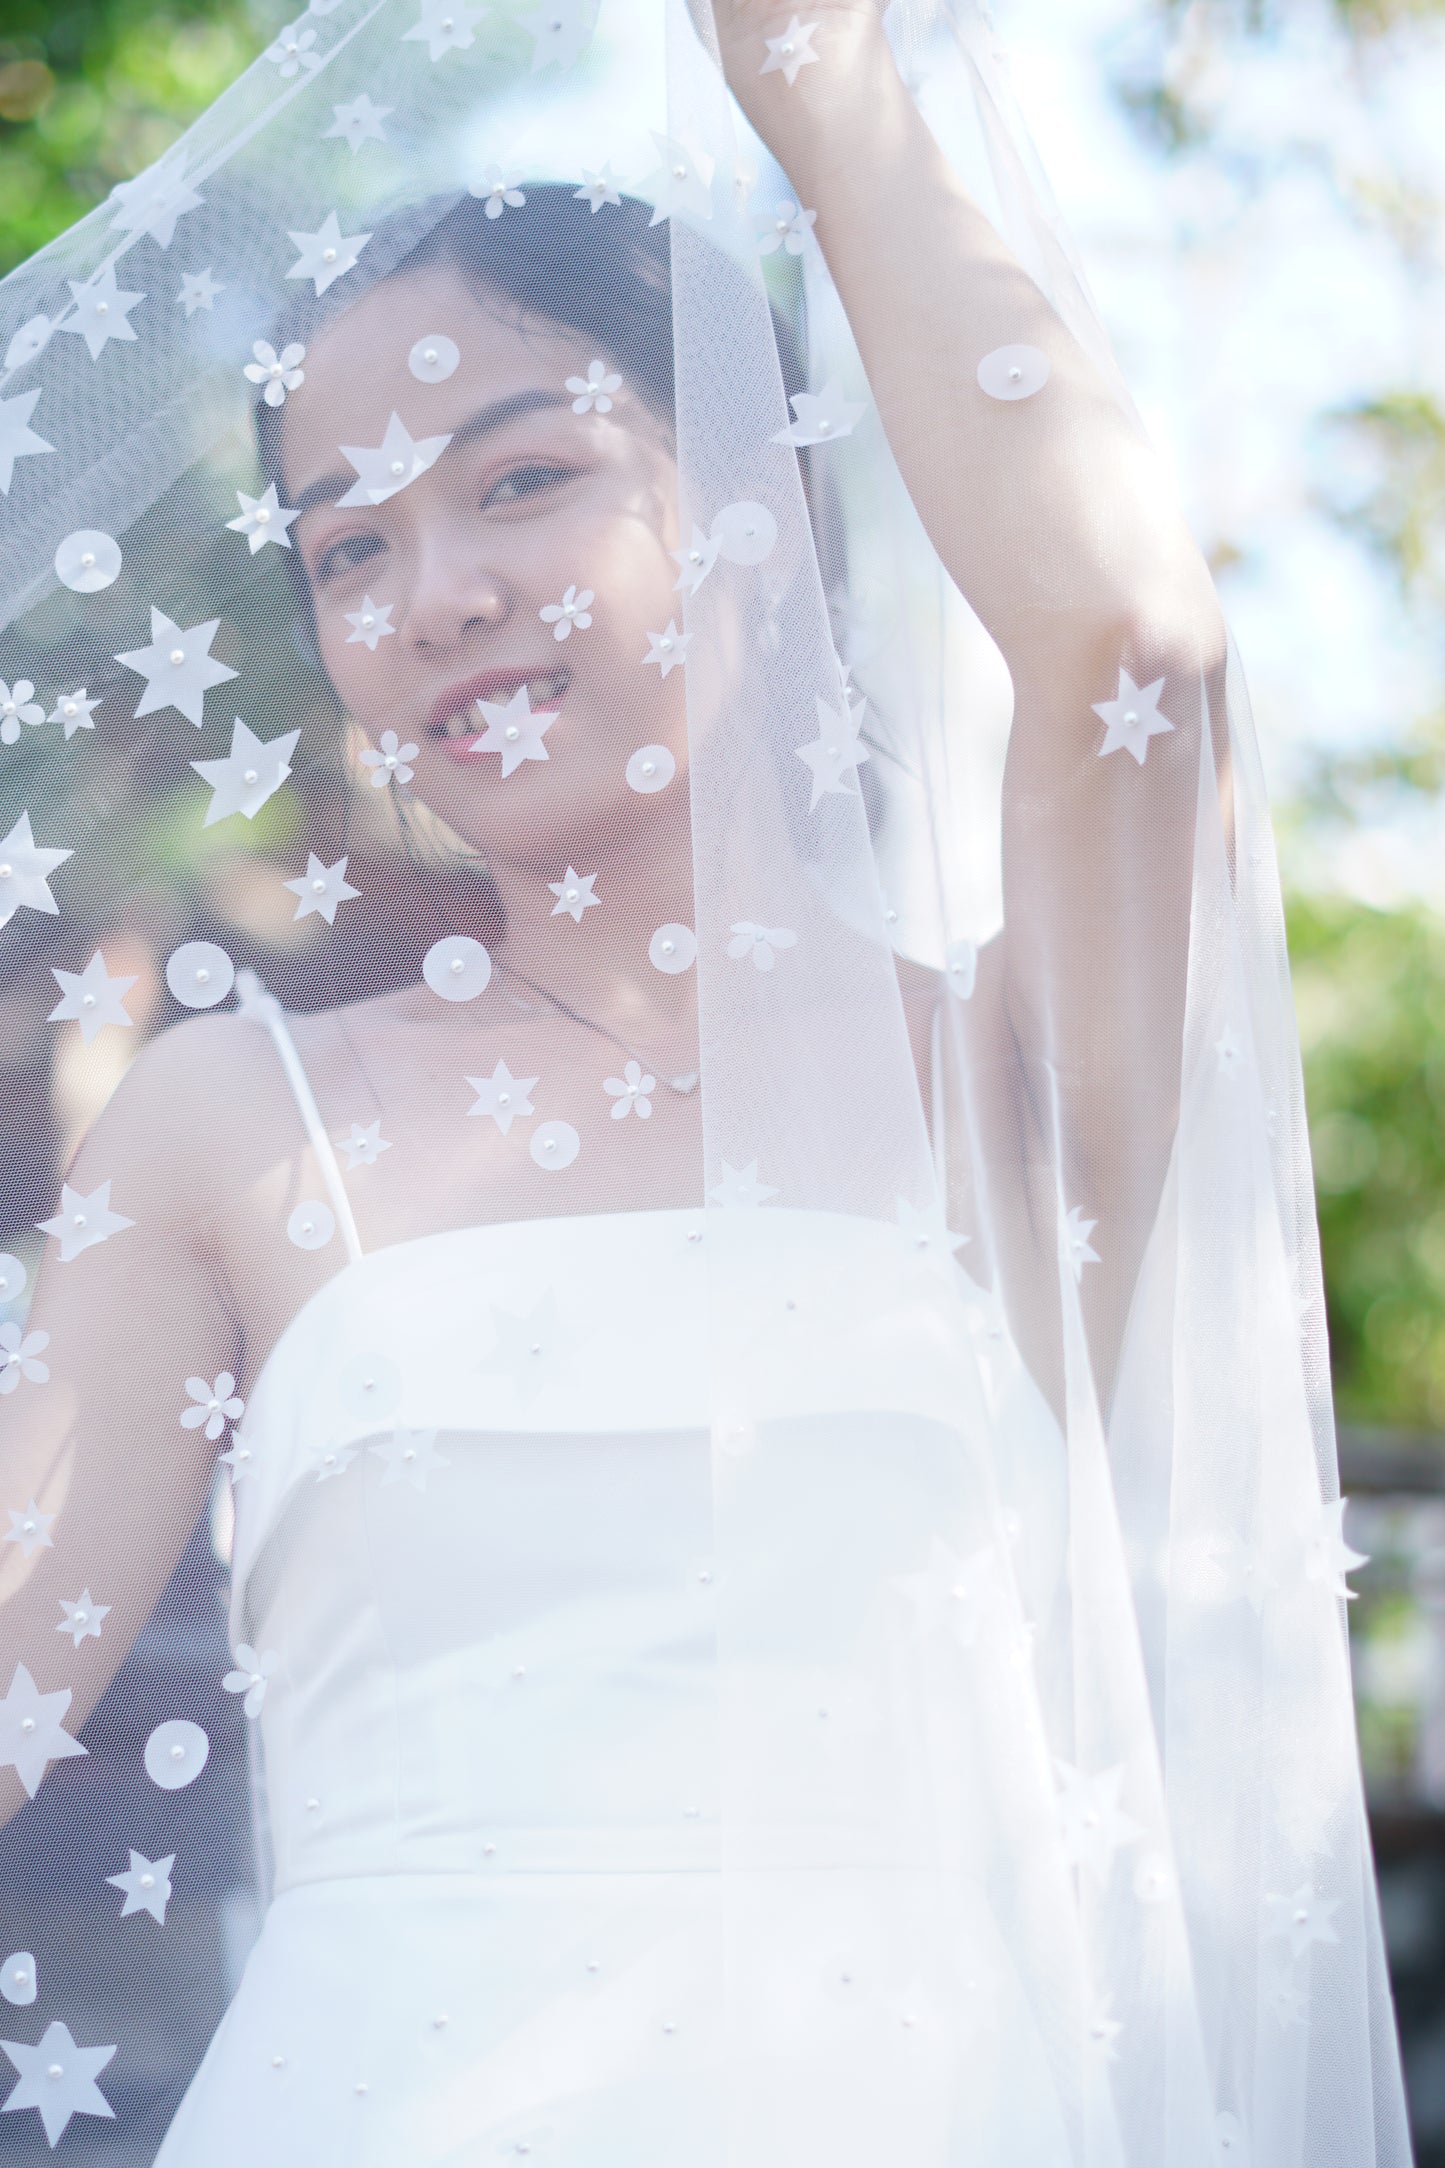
[425,667,569,764]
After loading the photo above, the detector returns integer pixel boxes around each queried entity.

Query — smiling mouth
[430,669,570,740]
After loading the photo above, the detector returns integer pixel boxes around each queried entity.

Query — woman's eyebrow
[289,389,574,517]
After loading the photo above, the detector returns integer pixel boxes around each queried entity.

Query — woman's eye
[316,532,383,583]
[483,462,573,510]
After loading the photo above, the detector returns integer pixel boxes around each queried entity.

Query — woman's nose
[403,542,511,648]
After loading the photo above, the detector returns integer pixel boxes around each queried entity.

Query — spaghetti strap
[240,974,365,1266]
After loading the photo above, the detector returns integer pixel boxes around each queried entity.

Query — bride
[0,2,1411,2163]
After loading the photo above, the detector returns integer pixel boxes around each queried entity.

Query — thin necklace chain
[499,964,700,1094]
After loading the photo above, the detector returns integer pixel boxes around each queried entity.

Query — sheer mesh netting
[0,1,1413,2163]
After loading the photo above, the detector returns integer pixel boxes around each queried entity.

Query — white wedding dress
[153,1000,1072,2167]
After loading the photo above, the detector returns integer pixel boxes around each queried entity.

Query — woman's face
[281,262,687,879]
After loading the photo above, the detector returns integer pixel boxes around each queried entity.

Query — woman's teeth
[437,672,569,738]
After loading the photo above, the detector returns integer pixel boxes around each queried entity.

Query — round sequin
[288,1201,336,1250]
[166,941,235,1009]
[409,334,461,383]
[530,1120,580,1170]
[54,529,122,592]
[423,935,492,1001]
[649,923,696,974]
[0,1952,36,2006]
[711,500,777,565]
[976,343,1051,402]
[626,744,675,794]
[144,1719,210,1790]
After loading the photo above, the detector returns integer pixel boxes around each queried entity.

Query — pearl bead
[390,459,405,476]
[673,163,687,178]
[95,301,108,316]
[272,2054,286,2069]
[686,1228,701,1242]
[196,968,210,984]
[565,887,578,901]
[781,38,794,52]
[140,1873,155,1889]
[354,2082,368,2095]
[47,2062,64,2079]
[63,702,77,716]
[323,247,338,263]
[72,1214,86,1229]
[256,506,270,523]
[1008,365,1022,382]
[311,877,325,893]
[659,636,673,652]
[498,1092,510,1106]
[449,956,464,973]
[306,1796,320,1811]
[0,867,10,880]
[243,767,258,785]
[1123,710,1138,727]
[424,348,438,364]
[361,614,375,628]
[1293,1907,1309,1925]
[170,649,186,665]
[170,1743,185,1761]
[80,551,95,568]
[433,2013,449,2028]
[542,1138,555,1153]
[505,724,520,740]
[641,759,656,776]
[689,549,702,564]
[20,1716,35,1734]
[818,417,831,433]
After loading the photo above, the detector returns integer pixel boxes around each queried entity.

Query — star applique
[36,1179,134,1262]
[1093,668,1172,767]
[470,686,557,776]
[47,688,101,737]
[1209,1532,1279,1616]
[895,1196,969,1266]
[671,526,721,597]
[1060,1203,1101,1281]
[227,484,299,552]
[324,92,393,151]
[191,718,298,827]
[892,1534,995,1649]
[284,852,360,924]
[760,15,821,86]
[286,210,373,296]
[642,622,690,674]
[647,133,714,226]
[478,1290,573,1404]
[370,1426,448,1491]
[707,1159,778,1208]
[466,1059,539,1133]
[1263,1882,1340,1962]
[4,1501,54,1559]
[0,1663,87,1798]
[796,694,872,810]
[106,1849,174,1924]
[574,165,622,213]
[48,951,137,1044]
[115,607,237,727]
[401,0,485,59]
[58,265,145,360]
[0,2020,115,2146]
[337,1119,390,1169]
[0,813,71,930]
[1053,1759,1144,1890]
[548,867,599,922]
[313,1438,359,1482]
[345,598,396,650]
[56,1590,110,1647]
[773,381,866,448]
[176,267,224,317]
[0,387,53,493]
[336,410,453,505]
[108,152,203,246]
[519,0,596,68]
[1304,1497,1369,1600]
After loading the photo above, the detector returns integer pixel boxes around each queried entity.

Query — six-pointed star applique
[337,1119,390,1169]
[575,164,622,212]
[519,0,596,69]
[58,265,145,360]
[0,2020,115,2146]
[324,91,393,151]
[108,154,203,246]
[1060,1203,1101,1281]
[1304,1497,1369,1600]
[548,867,599,922]
[286,209,373,296]
[346,598,396,650]
[0,1663,87,1799]
[36,1179,134,1262]
[760,15,821,85]
[796,693,872,810]
[402,0,485,59]
[0,812,71,929]
[707,1158,778,1208]
[1093,668,1172,767]
[0,387,53,493]
[479,1290,574,1404]
[191,717,300,826]
[227,483,299,552]
[284,851,360,924]
[336,409,453,506]
[642,622,690,675]
[773,380,867,448]
[107,1849,174,1924]
[49,951,137,1044]
[4,1500,54,1558]
[470,687,557,776]
[47,688,101,738]
[1053,1759,1144,1889]
[370,1426,449,1491]
[176,267,224,317]
[56,1590,110,1647]
[115,607,237,727]
[466,1059,539,1133]
[647,133,715,226]
[1263,1881,1341,1962]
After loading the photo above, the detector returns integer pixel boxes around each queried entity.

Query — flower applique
[361,728,417,786]
[1060,1204,1101,1280]
[264,20,321,76]
[1093,668,1172,766]
[642,622,689,675]
[325,93,393,152]
[176,268,224,317]
[647,134,714,226]
[773,381,866,448]
[56,1590,109,1646]
[338,1119,390,1169]
[223,1645,276,1719]
[604,1060,655,1119]
[519,0,597,70]
[285,852,360,924]
[566,359,621,414]
[191,718,300,826]
[0,2020,114,2146]
[106,1849,174,1924]
[758,200,816,256]
[48,952,135,1043]
[471,687,557,774]
[108,151,203,247]
[0,1325,48,1395]
[708,1160,778,1208]
[0,680,43,744]
[179,1372,245,1442]
[4,1501,54,1557]
[402,0,485,60]
[286,210,373,296]
[760,16,821,86]
[796,694,871,810]
[228,484,300,553]
[0,1663,87,1799]
[337,410,453,504]
[540,584,593,638]
[466,1060,539,1133]
[36,1180,134,1261]
[0,386,53,493]
[575,166,622,213]
[58,265,145,360]
[243,340,306,407]
[728,921,797,971]
[115,607,237,728]
[471,167,527,219]
[549,867,599,922]
[346,598,397,650]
